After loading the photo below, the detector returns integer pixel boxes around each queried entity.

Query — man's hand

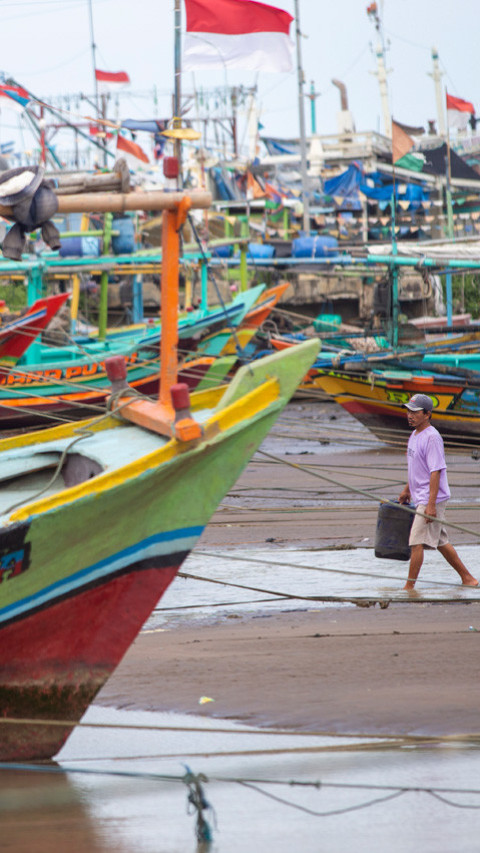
[398,487,411,504]
[425,502,437,524]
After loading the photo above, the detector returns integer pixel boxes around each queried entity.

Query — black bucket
[374,502,415,561]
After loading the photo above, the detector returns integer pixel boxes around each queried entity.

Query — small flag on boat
[0,84,30,113]
[183,0,294,73]
[392,120,414,164]
[446,92,474,130]
[95,69,130,94]
[391,119,425,171]
[116,133,150,167]
[90,124,114,140]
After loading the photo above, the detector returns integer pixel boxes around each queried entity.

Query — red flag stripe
[446,92,474,113]
[116,134,149,164]
[184,0,293,35]
[95,69,130,84]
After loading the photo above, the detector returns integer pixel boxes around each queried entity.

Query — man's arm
[425,470,441,522]
[398,484,411,504]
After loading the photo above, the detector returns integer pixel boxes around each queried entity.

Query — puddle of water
[146,545,480,630]
[3,706,480,853]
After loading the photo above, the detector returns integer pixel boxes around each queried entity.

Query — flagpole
[444,89,455,240]
[293,0,310,235]
[390,122,399,349]
[174,0,183,186]
[87,0,99,118]
[444,88,454,328]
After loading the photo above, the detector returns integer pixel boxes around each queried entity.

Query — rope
[256,449,480,541]
[1,393,146,514]
[184,766,215,845]
[187,212,249,364]
[176,570,474,603]
[192,550,467,588]
[3,760,480,814]
[238,779,406,817]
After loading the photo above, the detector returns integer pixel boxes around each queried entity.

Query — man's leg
[437,543,478,586]
[404,544,424,590]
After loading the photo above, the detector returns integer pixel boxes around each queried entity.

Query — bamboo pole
[0,190,212,218]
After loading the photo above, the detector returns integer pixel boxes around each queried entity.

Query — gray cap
[404,393,433,412]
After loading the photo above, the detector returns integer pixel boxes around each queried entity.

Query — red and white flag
[116,134,150,169]
[446,92,474,130]
[183,0,294,73]
[95,69,130,95]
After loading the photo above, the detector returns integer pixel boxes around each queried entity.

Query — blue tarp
[360,170,430,205]
[323,163,430,208]
[324,164,363,210]
[261,137,300,156]
[121,119,167,133]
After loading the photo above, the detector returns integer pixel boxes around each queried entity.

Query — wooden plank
[0,190,212,217]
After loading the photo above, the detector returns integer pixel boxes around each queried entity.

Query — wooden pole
[294,0,310,235]
[0,190,212,218]
[159,197,192,409]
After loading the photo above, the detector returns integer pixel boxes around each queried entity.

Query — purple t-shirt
[407,424,450,505]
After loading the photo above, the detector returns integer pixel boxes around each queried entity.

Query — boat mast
[87,0,99,120]
[174,0,183,185]
[87,0,108,166]
[429,47,446,137]
[367,2,391,137]
[293,0,310,234]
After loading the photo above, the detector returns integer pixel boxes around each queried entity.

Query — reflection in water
[2,707,480,853]
[0,765,109,853]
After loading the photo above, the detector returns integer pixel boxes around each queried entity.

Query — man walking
[398,393,478,591]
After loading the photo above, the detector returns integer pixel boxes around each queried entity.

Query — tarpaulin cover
[121,119,168,133]
[324,164,363,210]
[211,166,243,201]
[421,143,480,181]
[261,137,300,156]
[320,164,430,208]
[359,171,430,205]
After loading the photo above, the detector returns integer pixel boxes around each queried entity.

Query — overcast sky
[0,0,477,157]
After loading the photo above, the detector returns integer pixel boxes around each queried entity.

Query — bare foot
[461,576,479,587]
[403,582,416,591]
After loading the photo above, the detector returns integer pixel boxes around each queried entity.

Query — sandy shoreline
[98,404,480,738]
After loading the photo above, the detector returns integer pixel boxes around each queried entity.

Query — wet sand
[97,402,480,738]
[98,603,480,737]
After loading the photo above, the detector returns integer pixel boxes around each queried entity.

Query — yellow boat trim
[10,378,280,522]
[0,413,120,452]
[190,385,226,411]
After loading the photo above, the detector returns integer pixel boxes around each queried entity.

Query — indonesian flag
[90,124,113,140]
[95,69,130,94]
[0,84,30,113]
[446,92,474,130]
[116,134,150,169]
[183,0,294,73]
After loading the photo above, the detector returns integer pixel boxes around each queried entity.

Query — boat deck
[0,424,167,522]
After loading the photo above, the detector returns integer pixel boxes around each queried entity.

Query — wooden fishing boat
[0,279,288,429]
[0,292,69,368]
[192,281,289,358]
[0,352,237,429]
[312,368,480,447]
[0,285,263,429]
[0,185,320,762]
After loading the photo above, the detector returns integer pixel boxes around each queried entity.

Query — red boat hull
[0,561,179,761]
